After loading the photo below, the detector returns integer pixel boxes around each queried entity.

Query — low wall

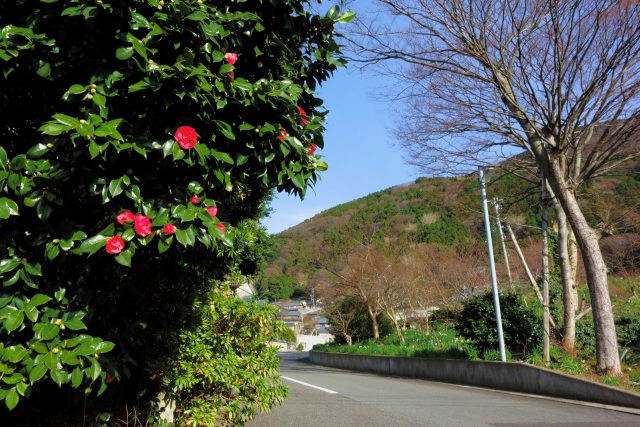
[309,351,640,409]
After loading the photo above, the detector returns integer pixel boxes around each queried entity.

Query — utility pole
[492,199,513,289]
[478,167,506,362]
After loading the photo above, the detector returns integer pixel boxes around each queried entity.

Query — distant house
[277,300,307,311]
[276,309,304,334]
[277,310,303,323]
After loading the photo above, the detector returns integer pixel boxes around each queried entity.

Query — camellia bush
[456,291,542,358]
[0,0,351,422]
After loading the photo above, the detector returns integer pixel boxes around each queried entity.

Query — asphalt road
[247,352,640,427]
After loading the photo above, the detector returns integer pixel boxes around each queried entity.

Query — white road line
[281,376,339,394]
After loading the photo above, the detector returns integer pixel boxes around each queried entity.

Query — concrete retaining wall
[309,351,640,409]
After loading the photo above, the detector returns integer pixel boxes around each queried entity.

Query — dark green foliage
[615,315,640,349]
[615,175,640,199]
[576,316,597,356]
[456,291,542,356]
[398,188,427,200]
[415,215,469,245]
[0,0,351,420]
[349,200,397,233]
[256,274,305,301]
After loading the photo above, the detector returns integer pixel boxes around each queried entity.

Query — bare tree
[352,0,640,374]
[375,240,417,344]
[336,245,386,339]
[323,298,358,345]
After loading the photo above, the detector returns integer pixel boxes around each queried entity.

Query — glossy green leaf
[0,258,20,275]
[29,364,47,385]
[175,228,195,247]
[5,388,19,410]
[64,318,87,331]
[50,368,67,386]
[36,200,52,221]
[5,310,24,333]
[114,250,131,267]
[71,368,83,388]
[29,294,51,307]
[115,46,134,60]
[0,197,19,219]
[38,323,59,340]
[93,341,115,354]
[4,345,28,363]
[26,144,50,158]
[337,11,356,23]
[72,235,108,255]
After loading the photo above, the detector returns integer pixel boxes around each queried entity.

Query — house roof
[277,310,301,317]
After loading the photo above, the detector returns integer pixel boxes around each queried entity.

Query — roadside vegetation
[313,328,477,360]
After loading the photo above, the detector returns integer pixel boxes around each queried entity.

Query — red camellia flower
[206,206,218,219]
[225,52,238,65]
[297,105,309,126]
[216,222,226,233]
[134,214,152,237]
[116,210,135,224]
[306,143,318,156]
[106,236,125,254]
[277,129,287,141]
[163,223,176,236]
[228,71,235,79]
[174,126,198,149]
[191,195,199,204]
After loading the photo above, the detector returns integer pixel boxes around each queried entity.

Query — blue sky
[261,65,420,234]
[261,1,422,234]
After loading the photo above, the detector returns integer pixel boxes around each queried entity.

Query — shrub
[167,286,287,426]
[456,291,542,357]
[576,316,597,356]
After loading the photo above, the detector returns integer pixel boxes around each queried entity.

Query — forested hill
[260,163,640,303]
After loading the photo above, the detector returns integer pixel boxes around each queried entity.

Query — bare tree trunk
[553,199,579,355]
[346,335,353,346]
[366,304,380,339]
[393,321,405,344]
[547,161,621,375]
[493,200,513,289]
[505,223,557,329]
[541,175,551,365]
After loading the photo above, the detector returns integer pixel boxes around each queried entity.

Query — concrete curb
[309,350,640,409]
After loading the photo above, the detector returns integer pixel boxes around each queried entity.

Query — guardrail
[309,351,640,409]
